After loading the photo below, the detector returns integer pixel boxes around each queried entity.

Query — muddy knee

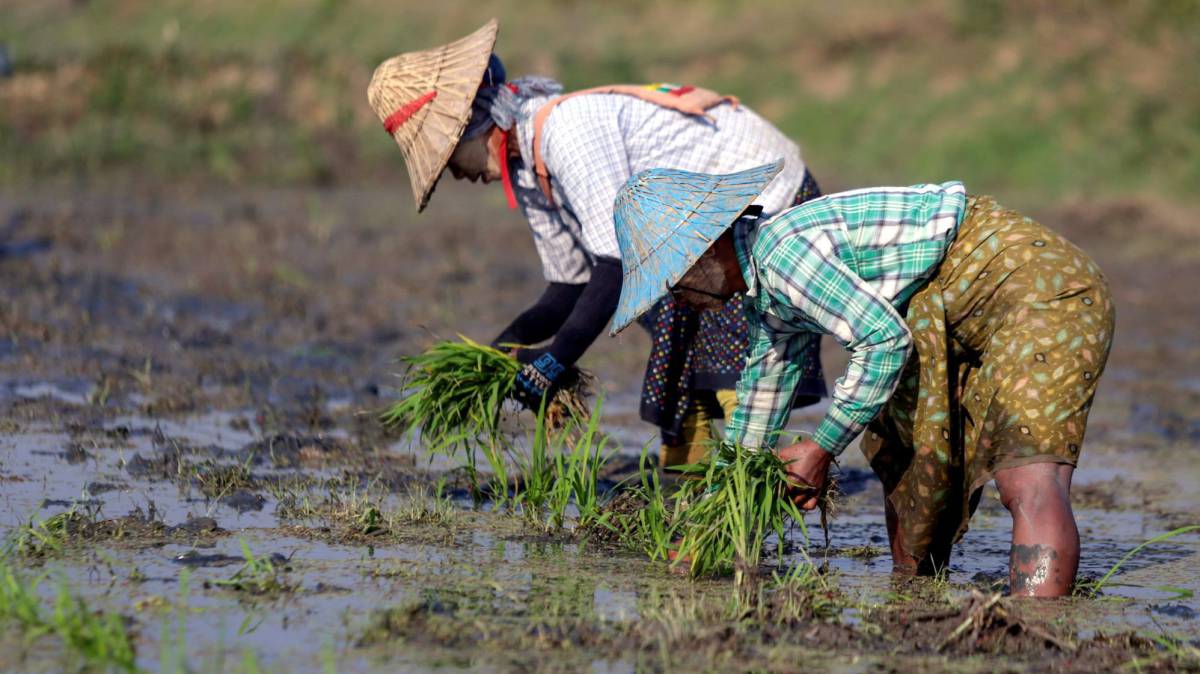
[994,463,1072,515]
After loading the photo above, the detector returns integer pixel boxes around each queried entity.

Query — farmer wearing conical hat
[367,20,826,467]
[610,162,1114,597]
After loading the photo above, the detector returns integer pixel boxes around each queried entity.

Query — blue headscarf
[463,54,563,139]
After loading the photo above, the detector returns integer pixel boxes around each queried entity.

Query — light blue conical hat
[610,160,785,335]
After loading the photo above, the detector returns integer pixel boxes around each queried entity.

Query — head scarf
[463,54,507,140]
[463,54,563,139]
[460,54,564,210]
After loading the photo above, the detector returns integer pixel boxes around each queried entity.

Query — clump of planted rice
[670,443,809,582]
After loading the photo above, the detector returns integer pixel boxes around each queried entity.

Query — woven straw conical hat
[368,19,499,212]
[610,161,785,335]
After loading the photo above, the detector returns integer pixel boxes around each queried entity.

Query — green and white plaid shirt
[727,182,968,455]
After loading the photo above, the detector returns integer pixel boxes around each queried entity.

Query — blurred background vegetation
[2,0,1198,205]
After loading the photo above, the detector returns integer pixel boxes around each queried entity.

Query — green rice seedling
[740,563,843,624]
[0,560,137,672]
[594,445,675,559]
[512,397,618,530]
[393,481,462,529]
[211,539,292,596]
[380,336,593,453]
[633,451,676,561]
[191,457,256,500]
[513,400,559,521]
[8,510,77,558]
[478,437,512,510]
[671,443,808,583]
[1079,524,1200,598]
[544,398,616,530]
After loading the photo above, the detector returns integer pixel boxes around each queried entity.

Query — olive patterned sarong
[862,195,1115,563]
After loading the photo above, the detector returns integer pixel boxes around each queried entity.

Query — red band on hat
[670,85,695,96]
[383,90,438,134]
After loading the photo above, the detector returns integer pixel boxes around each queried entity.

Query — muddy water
[0,185,1198,672]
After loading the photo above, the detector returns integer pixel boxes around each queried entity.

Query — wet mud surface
[0,184,1198,672]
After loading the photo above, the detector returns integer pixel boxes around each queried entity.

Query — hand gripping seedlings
[670,443,812,583]
[380,336,593,458]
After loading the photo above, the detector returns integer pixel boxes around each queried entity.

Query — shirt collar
[733,217,760,298]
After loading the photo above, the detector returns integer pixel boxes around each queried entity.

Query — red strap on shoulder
[530,84,737,205]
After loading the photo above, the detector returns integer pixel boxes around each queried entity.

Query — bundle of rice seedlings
[670,443,809,583]
[379,336,593,458]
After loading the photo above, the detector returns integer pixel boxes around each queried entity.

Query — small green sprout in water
[210,540,293,597]
[0,560,137,672]
[8,510,78,558]
[595,446,675,560]
[190,457,256,499]
[514,398,617,531]
[1077,524,1200,598]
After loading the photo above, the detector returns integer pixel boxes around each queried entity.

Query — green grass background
[3,0,1198,204]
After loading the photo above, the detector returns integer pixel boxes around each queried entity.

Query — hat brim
[367,19,499,212]
[610,161,784,335]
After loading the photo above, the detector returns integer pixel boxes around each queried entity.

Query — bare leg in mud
[884,499,919,574]
[995,462,1078,597]
[883,497,953,576]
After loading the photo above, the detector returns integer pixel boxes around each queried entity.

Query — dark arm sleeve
[542,256,622,367]
[492,282,586,348]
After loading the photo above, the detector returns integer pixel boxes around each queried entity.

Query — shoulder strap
[530,84,739,204]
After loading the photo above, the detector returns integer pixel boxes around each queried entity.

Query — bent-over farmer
[609,162,1114,597]
[366,20,825,467]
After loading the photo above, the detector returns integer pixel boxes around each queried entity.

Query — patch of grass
[190,458,256,499]
[839,544,885,559]
[393,481,462,529]
[746,564,845,624]
[1128,631,1200,671]
[8,510,78,558]
[210,539,293,597]
[277,478,462,537]
[594,448,675,560]
[275,480,386,534]
[0,560,137,672]
[7,505,205,560]
[4,2,1199,203]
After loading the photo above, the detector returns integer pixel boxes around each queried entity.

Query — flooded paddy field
[0,184,1197,673]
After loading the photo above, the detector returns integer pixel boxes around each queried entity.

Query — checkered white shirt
[512,94,807,284]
